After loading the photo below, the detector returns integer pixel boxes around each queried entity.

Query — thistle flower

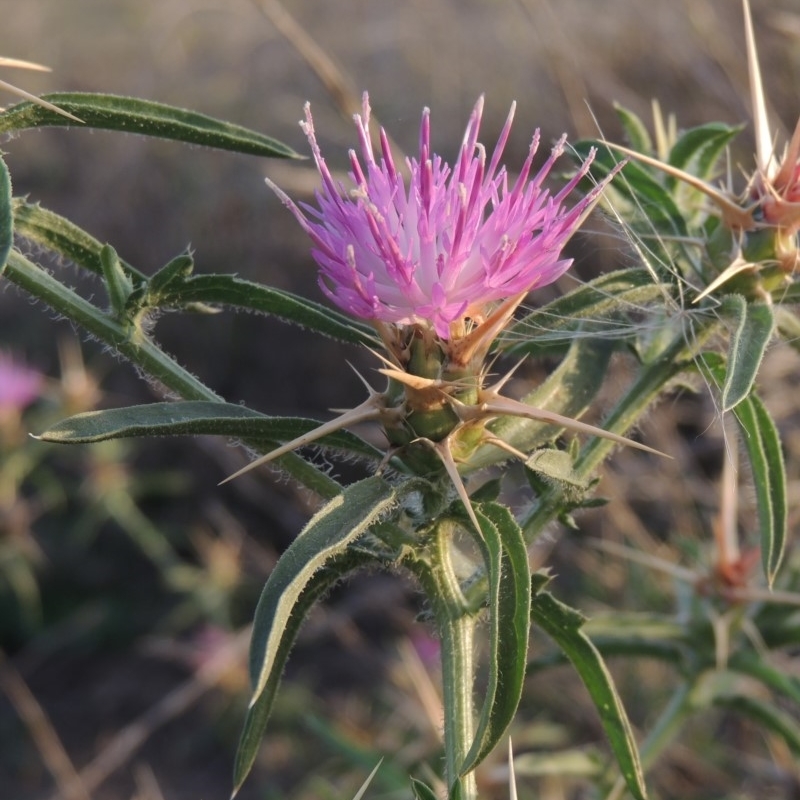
[225,95,660,505]
[268,94,608,342]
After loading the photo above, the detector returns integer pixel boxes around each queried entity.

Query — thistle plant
[1,0,798,797]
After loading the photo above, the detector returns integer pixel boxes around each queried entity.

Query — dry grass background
[1,1,799,799]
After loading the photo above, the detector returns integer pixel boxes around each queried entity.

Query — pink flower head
[269,94,609,339]
[0,353,42,411]
[755,117,800,235]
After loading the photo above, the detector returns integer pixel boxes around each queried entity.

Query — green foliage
[36,400,383,461]
[234,478,399,794]
[2,59,798,800]
[460,503,531,775]
[531,590,648,800]
[698,352,787,583]
[0,92,300,158]
[721,294,775,412]
[0,156,13,275]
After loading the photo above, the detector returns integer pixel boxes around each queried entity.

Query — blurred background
[1,1,799,798]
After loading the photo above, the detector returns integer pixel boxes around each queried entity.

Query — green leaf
[157,274,377,346]
[571,142,688,238]
[729,651,800,705]
[0,156,13,276]
[235,477,411,792]
[13,199,145,280]
[410,779,439,800]
[503,268,668,357]
[460,503,531,775]
[721,295,774,411]
[148,252,195,295]
[712,694,800,755]
[614,104,652,154]
[0,93,300,159]
[525,448,587,489]
[733,393,787,584]
[247,477,396,706]
[667,123,741,185]
[532,592,648,800]
[12,200,373,345]
[695,351,787,584]
[232,549,373,797]
[99,244,133,316]
[36,401,383,461]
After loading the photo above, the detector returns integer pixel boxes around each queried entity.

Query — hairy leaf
[248,477,395,705]
[722,295,774,412]
[232,550,374,796]
[532,592,647,800]
[157,274,377,346]
[503,268,668,357]
[0,92,299,158]
[460,503,531,775]
[0,156,11,275]
[734,393,787,584]
[36,400,382,461]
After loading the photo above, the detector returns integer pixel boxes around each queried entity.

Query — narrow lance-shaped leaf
[13,199,145,280]
[99,244,133,317]
[410,778,439,800]
[460,503,531,775]
[712,694,800,756]
[12,199,376,345]
[532,591,648,800]
[158,274,378,346]
[233,549,374,797]
[36,401,383,461]
[613,104,653,155]
[667,123,742,183]
[697,352,787,584]
[734,392,787,584]
[248,477,396,707]
[0,155,12,275]
[3,250,341,499]
[721,294,774,412]
[0,93,300,159]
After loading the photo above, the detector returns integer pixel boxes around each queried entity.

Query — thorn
[742,0,774,177]
[480,434,529,462]
[693,255,755,303]
[598,140,756,230]
[476,390,671,459]
[484,359,527,395]
[420,436,483,535]
[219,395,385,485]
[0,78,84,123]
[346,360,380,395]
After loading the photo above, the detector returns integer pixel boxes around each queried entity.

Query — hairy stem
[3,249,340,498]
[412,522,479,799]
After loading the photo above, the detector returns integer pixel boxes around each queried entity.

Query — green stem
[6,250,219,401]
[3,250,341,499]
[412,522,479,800]
[440,609,477,799]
